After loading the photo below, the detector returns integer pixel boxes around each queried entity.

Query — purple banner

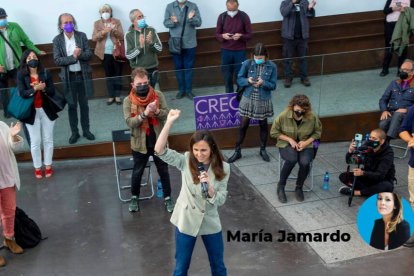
[194,92,258,131]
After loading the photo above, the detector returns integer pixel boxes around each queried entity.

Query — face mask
[0,19,7,27]
[63,23,75,33]
[367,140,380,148]
[138,19,146,29]
[254,58,264,65]
[399,71,409,80]
[27,59,39,68]
[294,110,305,117]
[135,84,149,97]
[227,11,238,18]
[101,12,111,20]
[177,0,187,3]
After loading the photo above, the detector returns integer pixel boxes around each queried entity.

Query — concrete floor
[1,141,414,275]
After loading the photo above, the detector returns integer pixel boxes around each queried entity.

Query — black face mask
[135,84,149,97]
[367,140,380,149]
[294,110,305,117]
[399,71,409,80]
[27,59,39,68]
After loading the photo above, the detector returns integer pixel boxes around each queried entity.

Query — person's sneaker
[284,78,292,88]
[83,131,95,141]
[301,78,311,87]
[339,186,352,196]
[295,188,304,202]
[164,197,175,213]
[128,196,139,212]
[68,133,80,144]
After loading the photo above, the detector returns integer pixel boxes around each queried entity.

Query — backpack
[14,207,44,248]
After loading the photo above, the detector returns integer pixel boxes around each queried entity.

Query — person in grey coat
[164,0,201,100]
[53,13,95,144]
[280,0,316,88]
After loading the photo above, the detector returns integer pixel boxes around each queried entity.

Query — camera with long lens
[347,134,375,165]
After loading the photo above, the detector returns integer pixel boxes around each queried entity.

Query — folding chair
[390,143,409,159]
[276,140,319,192]
[112,129,154,202]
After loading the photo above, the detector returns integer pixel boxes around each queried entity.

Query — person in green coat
[0,7,45,117]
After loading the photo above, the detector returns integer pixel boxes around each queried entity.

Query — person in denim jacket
[227,43,277,163]
[379,59,414,141]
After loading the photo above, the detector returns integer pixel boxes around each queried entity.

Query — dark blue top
[399,105,414,167]
[379,79,414,112]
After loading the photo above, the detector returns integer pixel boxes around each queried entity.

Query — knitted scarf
[129,86,159,135]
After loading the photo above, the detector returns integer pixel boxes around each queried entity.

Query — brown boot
[4,237,24,254]
[0,256,5,267]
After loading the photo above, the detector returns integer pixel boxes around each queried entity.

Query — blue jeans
[221,49,246,93]
[174,228,227,276]
[172,47,196,95]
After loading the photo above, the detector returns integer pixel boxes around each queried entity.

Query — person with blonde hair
[370,192,411,250]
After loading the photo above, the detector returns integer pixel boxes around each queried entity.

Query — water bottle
[156,179,163,198]
[323,172,329,191]
[365,133,370,141]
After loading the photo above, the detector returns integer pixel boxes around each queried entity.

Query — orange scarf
[129,86,159,135]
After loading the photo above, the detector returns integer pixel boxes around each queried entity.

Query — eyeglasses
[136,14,145,20]
[135,81,149,86]
[400,68,413,73]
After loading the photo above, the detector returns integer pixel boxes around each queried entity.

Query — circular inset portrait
[357,192,414,250]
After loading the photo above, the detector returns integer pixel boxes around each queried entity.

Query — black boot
[295,186,304,202]
[260,146,270,162]
[277,184,287,203]
[228,147,242,163]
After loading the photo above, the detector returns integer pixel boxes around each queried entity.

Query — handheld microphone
[197,163,209,198]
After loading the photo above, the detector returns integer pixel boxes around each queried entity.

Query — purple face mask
[63,23,75,33]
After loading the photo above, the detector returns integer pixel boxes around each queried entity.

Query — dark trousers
[0,68,17,118]
[131,148,171,198]
[279,146,313,188]
[102,54,123,98]
[172,47,196,94]
[68,72,90,135]
[339,172,394,197]
[235,117,268,149]
[174,228,226,276]
[379,111,406,139]
[221,49,246,93]
[383,21,407,71]
[146,67,159,88]
[282,38,308,79]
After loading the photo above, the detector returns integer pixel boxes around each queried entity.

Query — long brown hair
[386,193,404,233]
[188,130,226,183]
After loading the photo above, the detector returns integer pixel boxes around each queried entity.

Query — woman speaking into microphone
[154,109,230,276]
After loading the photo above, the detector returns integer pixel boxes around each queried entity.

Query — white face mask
[101,12,110,20]
[177,0,186,3]
[227,11,238,18]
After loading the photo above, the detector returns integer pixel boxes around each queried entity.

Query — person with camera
[339,129,396,197]
[227,43,277,163]
[154,109,230,276]
[280,0,316,88]
[379,59,414,142]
